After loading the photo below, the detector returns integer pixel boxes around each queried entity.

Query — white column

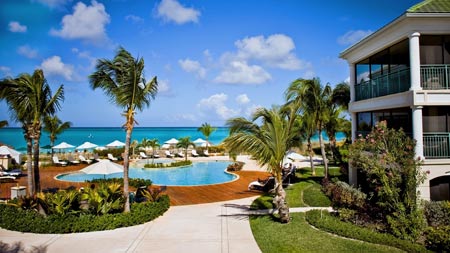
[349,63,356,102]
[412,105,424,160]
[349,112,358,186]
[409,32,421,91]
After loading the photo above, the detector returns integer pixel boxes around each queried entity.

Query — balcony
[421,65,450,90]
[355,68,410,101]
[424,132,450,159]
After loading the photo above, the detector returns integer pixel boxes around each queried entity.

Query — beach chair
[176,151,184,158]
[93,153,101,162]
[108,153,118,161]
[79,155,93,164]
[191,149,199,157]
[67,154,80,165]
[202,150,209,157]
[151,152,160,158]
[140,152,148,159]
[165,150,174,158]
[248,177,275,192]
[52,156,68,166]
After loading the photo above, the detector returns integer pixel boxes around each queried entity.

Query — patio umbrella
[52,142,75,149]
[106,140,125,148]
[80,159,123,178]
[76,141,98,150]
[193,138,206,145]
[286,151,307,161]
[164,138,179,145]
[0,146,21,164]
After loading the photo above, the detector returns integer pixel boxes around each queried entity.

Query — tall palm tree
[286,78,332,178]
[130,140,139,158]
[197,122,216,152]
[299,112,318,175]
[332,82,350,110]
[176,137,194,161]
[43,115,72,157]
[0,120,8,128]
[223,106,298,223]
[89,47,158,212]
[140,138,160,164]
[0,69,64,195]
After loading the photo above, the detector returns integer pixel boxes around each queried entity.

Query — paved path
[0,197,262,253]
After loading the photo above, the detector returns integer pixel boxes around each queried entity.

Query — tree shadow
[0,241,47,253]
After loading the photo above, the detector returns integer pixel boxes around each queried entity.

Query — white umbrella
[193,138,206,144]
[161,144,171,149]
[76,141,98,150]
[0,146,21,164]
[80,159,123,175]
[106,140,125,148]
[164,138,179,145]
[52,142,75,149]
[286,151,307,161]
[200,141,212,147]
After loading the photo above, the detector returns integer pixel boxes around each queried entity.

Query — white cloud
[245,104,262,116]
[0,66,12,76]
[50,1,111,45]
[8,21,27,33]
[337,30,373,45]
[125,15,144,24]
[33,0,71,8]
[156,79,174,97]
[178,58,206,79]
[214,60,271,84]
[156,0,200,24]
[17,45,38,59]
[236,94,250,105]
[72,48,96,70]
[39,56,74,81]
[198,93,240,120]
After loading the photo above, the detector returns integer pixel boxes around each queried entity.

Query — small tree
[176,137,194,161]
[349,121,426,241]
[43,115,72,157]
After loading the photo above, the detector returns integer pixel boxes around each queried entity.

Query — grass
[250,213,404,253]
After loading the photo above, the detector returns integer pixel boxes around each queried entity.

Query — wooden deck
[0,164,270,206]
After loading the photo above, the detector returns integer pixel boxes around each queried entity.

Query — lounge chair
[248,177,275,192]
[202,150,209,157]
[79,155,93,164]
[282,165,296,187]
[191,149,199,157]
[165,150,174,158]
[108,153,118,161]
[67,154,80,165]
[140,152,148,159]
[93,153,101,162]
[52,156,68,166]
[151,152,160,158]
[176,151,184,158]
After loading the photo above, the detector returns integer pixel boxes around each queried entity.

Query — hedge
[305,210,430,253]
[0,195,170,233]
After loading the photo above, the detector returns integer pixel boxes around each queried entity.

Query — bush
[143,160,192,168]
[0,195,170,233]
[226,161,244,171]
[94,148,124,159]
[88,178,152,189]
[305,210,429,253]
[424,226,450,252]
[424,200,450,227]
[322,179,366,210]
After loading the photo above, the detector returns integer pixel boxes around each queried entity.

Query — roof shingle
[408,0,450,13]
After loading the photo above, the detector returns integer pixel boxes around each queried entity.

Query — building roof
[408,0,450,13]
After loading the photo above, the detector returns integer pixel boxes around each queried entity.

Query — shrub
[143,160,192,168]
[94,148,125,159]
[305,210,429,253]
[424,200,450,227]
[424,226,450,252]
[88,178,152,189]
[322,179,366,210]
[0,195,170,233]
[226,161,244,171]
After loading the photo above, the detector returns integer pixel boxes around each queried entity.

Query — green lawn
[250,213,404,253]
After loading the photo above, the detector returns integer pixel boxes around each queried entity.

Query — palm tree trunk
[307,137,315,176]
[33,125,41,192]
[123,114,133,213]
[273,173,290,223]
[24,129,34,196]
[318,129,328,178]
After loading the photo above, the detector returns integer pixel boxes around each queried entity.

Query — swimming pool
[56,161,237,186]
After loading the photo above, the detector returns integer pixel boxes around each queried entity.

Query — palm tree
[130,140,139,158]
[299,112,318,175]
[0,69,64,195]
[286,78,332,178]
[89,47,158,212]
[148,139,160,163]
[0,120,8,128]
[176,137,194,161]
[332,82,350,110]
[43,115,72,157]
[197,122,216,152]
[223,106,298,223]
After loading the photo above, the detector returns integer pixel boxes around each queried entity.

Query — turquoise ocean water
[0,127,346,152]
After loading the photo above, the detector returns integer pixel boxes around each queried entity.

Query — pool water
[56,161,237,186]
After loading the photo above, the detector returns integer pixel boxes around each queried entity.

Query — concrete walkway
[0,197,262,253]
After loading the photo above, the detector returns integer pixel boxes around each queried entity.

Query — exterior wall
[419,160,450,200]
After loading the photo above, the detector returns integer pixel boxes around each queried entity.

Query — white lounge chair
[79,155,93,164]
[176,151,184,158]
[191,149,199,157]
[52,156,67,166]
[108,153,118,161]
[203,150,209,157]
[151,152,160,158]
[165,150,174,158]
[140,152,148,159]
[67,154,80,165]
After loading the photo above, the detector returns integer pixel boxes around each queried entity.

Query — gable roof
[408,0,450,13]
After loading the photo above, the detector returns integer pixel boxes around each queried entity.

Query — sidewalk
[0,196,262,253]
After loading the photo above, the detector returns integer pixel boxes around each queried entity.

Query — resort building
[340,0,450,201]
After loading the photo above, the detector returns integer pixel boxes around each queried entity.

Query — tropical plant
[197,122,216,152]
[80,182,124,215]
[89,47,158,213]
[331,82,350,110]
[299,112,318,175]
[37,189,80,215]
[286,78,332,178]
[176,137,194,161]
[43,115,72,157]
[130,139,139,158]
[0,120,8,128]
[0,69,64,195]
[223,106,299,223]
[140,138,160,164]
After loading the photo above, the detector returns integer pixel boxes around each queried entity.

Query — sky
[0,0,421,127]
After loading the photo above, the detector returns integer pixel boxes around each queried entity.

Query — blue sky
[0,0,420,127]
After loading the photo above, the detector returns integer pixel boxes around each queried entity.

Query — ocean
[0,127,346,152]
